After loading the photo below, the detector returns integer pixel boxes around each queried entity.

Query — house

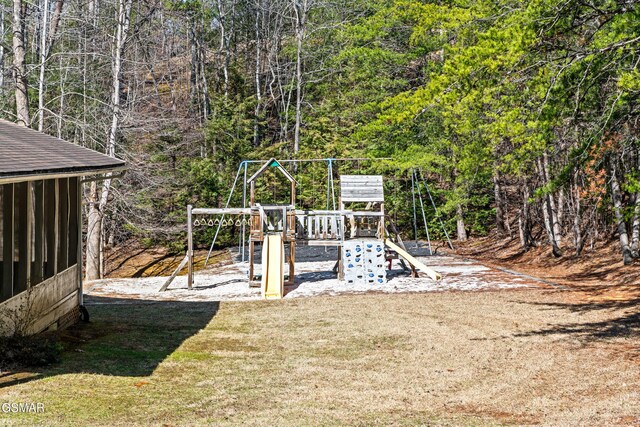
[0,119,125,336]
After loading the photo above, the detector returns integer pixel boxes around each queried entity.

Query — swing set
[160,158,450,298]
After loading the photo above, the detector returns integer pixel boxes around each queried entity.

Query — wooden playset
[161,158,441,299]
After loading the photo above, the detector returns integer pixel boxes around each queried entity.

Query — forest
[1,0,639,279]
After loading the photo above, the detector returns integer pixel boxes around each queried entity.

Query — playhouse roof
[340,175,384,202]
[0,119,126,183]
[246,158,295,184]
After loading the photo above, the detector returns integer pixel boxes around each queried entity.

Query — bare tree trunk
[197,44,209,121]
[37,0,64,131]
[493,172,506,235]
[216,0,230,99]
[536,156,562,257]
[630,194,640,258]
[543,152,563,249]
[47,0,63,48]
[253,0,262,146]
[456,204,467,241]
[188,21,199,121]
[610,160,633,265]
[265,6,290,143]
[88,0,98,25]
[631,149,640,258]
[518,181,533,250]
[37,0,49,131]
[85,0,132,281]
[543,194,562,257]
[188,13,210,125]
[0,7,5,89]
[81,16,88,144]
[554,186,565,246]
[540,192,555,250]
[293,0,306,153]
[57,53,65,137]
[198,4,210,119]
[12,0,30,126]
[572,174,584,256]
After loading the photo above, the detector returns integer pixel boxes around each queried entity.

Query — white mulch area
[85,246,545,302]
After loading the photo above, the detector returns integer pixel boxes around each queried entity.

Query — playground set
[161,158,445,299]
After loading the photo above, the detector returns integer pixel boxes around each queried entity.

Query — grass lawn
[1,290,639,426]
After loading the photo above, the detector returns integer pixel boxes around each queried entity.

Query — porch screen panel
[68,178,79,266]
[57,178,69,272]
[44,179,58,279]
[0,184,12,302]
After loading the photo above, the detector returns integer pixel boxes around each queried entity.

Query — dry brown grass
[1,290,639,425]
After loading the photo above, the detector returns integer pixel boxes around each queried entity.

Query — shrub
[0,333,63,370]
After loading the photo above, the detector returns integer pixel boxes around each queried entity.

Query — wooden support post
[250,181,255,206]
[287,241,295,285]
[287,210,295,240]
[58,178,69,272]
[16,182,32,293]
[248,240,255,283]
[33,180,44,284]
[330,216,337,239]
[44,179,58,279]
[290,180,296,206]
[187,204,193,290]
[379,202,385,239]
[75,178,83,305]
[351,216,358,238]
[2,183,14,301]
[386,222,412,273]
[410,264,419,278]
[322,216,328,239]
[287,174,296,284]
[158,205,193,292]
[242,163,247,262]
[159,255,189,292]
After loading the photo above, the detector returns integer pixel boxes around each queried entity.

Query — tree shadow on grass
[512,297,640,342]
[0,296,220,388]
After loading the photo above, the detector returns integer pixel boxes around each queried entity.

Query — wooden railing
[296,211,343,240]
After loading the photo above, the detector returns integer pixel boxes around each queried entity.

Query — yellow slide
[261,233,285,299]
[384,239,442,281]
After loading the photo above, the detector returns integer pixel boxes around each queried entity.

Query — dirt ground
[103,241,229,278]
[455,236,640,304]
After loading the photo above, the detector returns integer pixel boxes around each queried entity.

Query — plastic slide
[384,239,442,281]
[261,233,285,299]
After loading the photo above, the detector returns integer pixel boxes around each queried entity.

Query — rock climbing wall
[343,239,386,285]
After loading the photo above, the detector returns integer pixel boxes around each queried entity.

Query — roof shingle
[0,119,125,180]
